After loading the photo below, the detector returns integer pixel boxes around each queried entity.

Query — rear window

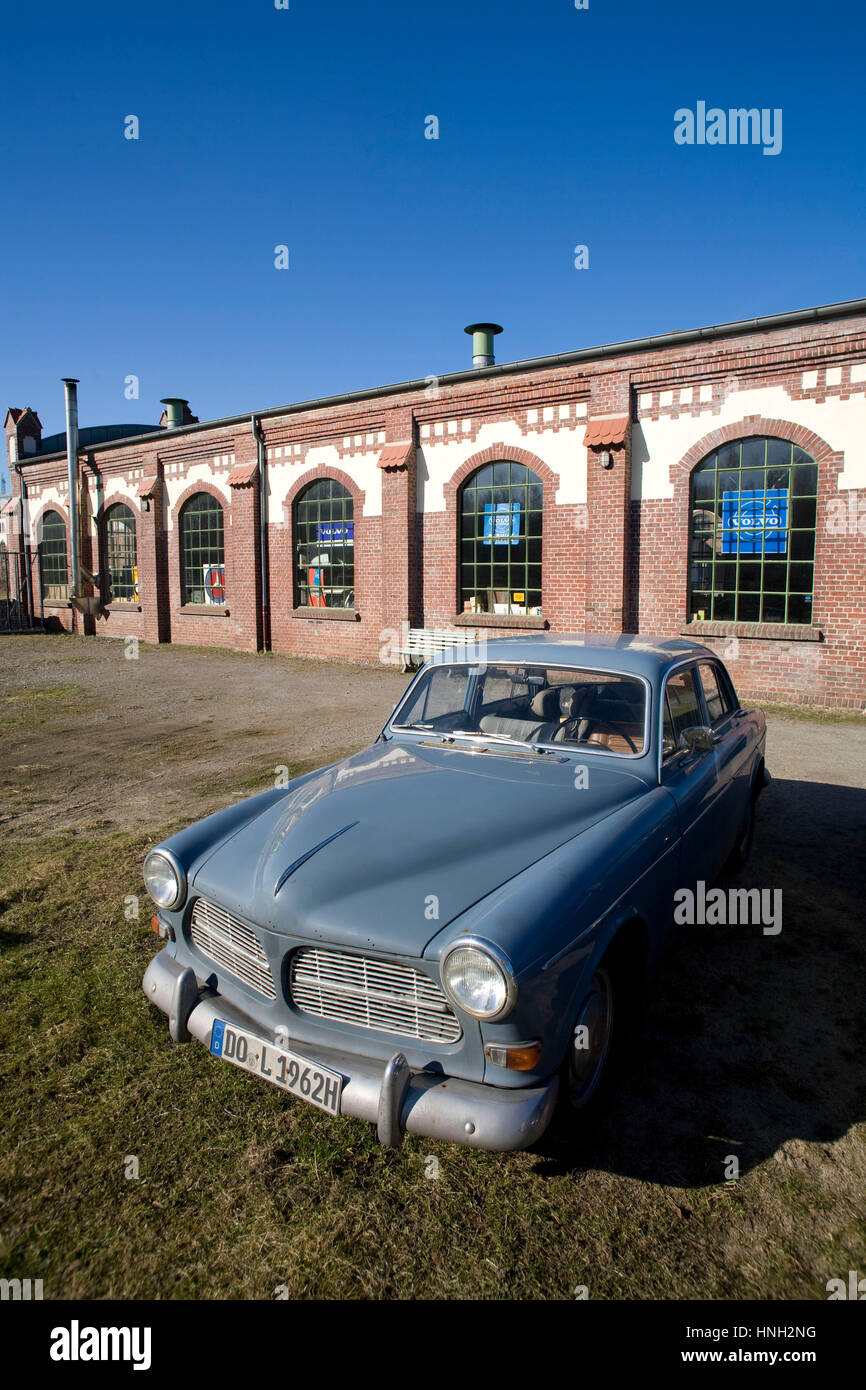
[393,663,646,755]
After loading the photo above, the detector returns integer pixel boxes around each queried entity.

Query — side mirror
[679,724,714,755]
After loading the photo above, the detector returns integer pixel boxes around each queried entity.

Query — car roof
[432,632,715,681]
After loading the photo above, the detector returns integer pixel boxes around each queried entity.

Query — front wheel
[564,967,615,1111]
[550,965,620,1140]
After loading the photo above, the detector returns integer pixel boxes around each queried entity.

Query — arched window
[38,510,68,600]
[294,479,354,609]
[459,461,543,616]
[689,437,817,624]
[180,493,225,605]
[104,503,138,602]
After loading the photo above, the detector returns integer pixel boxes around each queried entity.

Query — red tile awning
[377,441,414,471]
[226,461,259,487]
[138,475,159,499]
[583,415,630,448]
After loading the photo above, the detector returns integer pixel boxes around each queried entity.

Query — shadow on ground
[533,776,866,1184]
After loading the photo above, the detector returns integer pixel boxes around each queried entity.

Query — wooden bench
[393,627,480,673]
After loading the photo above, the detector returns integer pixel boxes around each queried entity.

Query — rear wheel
[727,782,759,871]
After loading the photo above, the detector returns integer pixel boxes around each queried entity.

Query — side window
[663,668,702,752]
[698,663,734,724]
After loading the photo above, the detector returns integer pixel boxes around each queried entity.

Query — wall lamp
[598,450,614,470]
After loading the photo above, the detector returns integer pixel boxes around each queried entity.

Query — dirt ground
[3,632,864,836]
[1,631,864,1301]
[0,634,409,835]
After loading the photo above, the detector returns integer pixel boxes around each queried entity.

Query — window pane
[180,494,225,605]
[295,480,354,608]
[692,469,715,502]
[665,668,702,742]
[38,510,68,600]
[688,437,816,625]
[790,530,816,561]
[761,593,786,622]
[787,594,813,623]
[395,664,645,754]
[104,504,137,602]
[698,663,733,723]
[459,461,543,615]
[791,463,818,495]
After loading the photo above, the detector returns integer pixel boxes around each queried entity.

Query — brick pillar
[379,407,417,645]
[227,464,262,652]
[584,382,632,634]
[139,472,170,644]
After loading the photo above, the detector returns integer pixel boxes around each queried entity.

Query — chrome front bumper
[142,949,558,1152]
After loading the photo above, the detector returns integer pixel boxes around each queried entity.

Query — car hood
[190,739,649,956]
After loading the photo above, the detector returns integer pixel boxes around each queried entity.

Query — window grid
[104,503,137,602]
[38,510,68,600]
[180,494,226,605]
[459,461,543,616]
[295,479,354,608]
[688,437,817,625]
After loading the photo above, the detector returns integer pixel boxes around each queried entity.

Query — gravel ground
[0,631,864,1300]
[2,630,864,829]
[0,633,410,834]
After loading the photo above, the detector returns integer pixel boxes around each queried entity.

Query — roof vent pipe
[464,322,503,368]
[160,397,188,429]
[62,378,80,600]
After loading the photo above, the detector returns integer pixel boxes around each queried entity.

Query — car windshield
[392,662,647,755]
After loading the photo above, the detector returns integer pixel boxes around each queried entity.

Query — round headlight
[441,941,515,1019]
[143,850,185,910]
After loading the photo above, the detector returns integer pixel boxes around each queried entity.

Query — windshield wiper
[449,729,521,744]
[416,731,566,762]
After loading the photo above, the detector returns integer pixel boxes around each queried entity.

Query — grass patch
[1,825,863,1300]
[756,701,865,723]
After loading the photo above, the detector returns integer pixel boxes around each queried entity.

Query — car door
[694,660,754,866]
[660,662,731,887]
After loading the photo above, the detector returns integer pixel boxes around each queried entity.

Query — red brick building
[6,298,866,708]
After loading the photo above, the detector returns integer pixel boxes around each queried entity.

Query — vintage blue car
[141,635,767,1151]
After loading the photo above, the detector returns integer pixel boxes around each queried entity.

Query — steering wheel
[578,718,638,753]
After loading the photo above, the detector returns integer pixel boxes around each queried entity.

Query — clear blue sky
[1,0,864,469]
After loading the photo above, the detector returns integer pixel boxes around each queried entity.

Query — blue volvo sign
[721,489,788,554]
[482,501,521,545]
[316,522,354,544]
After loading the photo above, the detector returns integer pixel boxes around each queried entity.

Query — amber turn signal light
[484,1041,542,1071]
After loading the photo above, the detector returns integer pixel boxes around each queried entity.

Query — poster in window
[482,501,521,545]
[721,489,788,554]
[203,564,226,604]
[316,522,354,545]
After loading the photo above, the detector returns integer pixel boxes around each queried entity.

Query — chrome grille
[289,948,462,1043]
[189,898,276,1000]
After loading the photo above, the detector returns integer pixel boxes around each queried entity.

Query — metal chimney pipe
[160,397,188,429]
[62,378,80,599]
[464,322,503,368]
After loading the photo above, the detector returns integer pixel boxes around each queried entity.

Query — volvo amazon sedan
[141,635,768,1151]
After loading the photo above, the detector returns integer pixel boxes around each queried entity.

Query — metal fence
[0,547,40,632]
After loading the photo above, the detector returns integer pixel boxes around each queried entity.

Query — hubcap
[568,968,614,1108]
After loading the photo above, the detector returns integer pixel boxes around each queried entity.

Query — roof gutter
[19,296,866,464]
[62,379,80,602]
[251,415,270,652]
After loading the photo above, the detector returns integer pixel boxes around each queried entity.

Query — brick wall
[12,308,866,708]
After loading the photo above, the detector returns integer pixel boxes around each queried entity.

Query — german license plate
[209,1019,343,1115]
